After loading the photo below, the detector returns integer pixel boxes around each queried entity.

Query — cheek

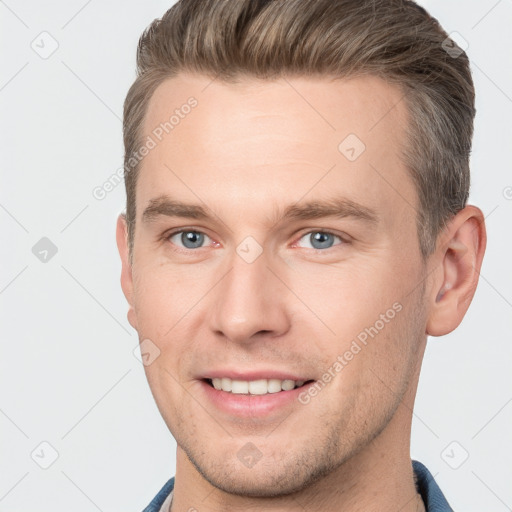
[132,263,216,406]
[317,306,420,445]
[132,261,210,338]
[288,259,402,343]
[287,257,421,395]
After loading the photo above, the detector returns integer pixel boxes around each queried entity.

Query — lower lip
[199,380,314,417]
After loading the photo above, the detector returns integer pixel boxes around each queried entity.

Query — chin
[183,437,345,498]
[194,463,313,497]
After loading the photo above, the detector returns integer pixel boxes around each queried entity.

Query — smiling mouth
[204,377,315,395]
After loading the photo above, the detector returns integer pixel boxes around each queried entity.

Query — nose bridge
[209,246,290,342]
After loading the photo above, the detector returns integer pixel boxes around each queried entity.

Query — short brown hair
[123,0,475,261]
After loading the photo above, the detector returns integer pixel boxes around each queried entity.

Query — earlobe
[115,214,138,331]
[426,206,486,337]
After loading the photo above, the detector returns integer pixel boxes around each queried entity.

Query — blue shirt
[142,459,453,512]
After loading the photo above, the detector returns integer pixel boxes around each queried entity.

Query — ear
[116,213,138,331]
[426,205,487,337]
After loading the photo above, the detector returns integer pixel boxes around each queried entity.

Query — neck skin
[170,345,427,512]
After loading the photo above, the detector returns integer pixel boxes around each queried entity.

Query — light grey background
[1,1,511,510]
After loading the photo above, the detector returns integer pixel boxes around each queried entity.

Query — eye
[167,230,211,249]
[295,231,344,250]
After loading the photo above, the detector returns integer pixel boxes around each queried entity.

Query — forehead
[137,72,416,229]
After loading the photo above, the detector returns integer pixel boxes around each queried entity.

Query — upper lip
[199,370,314,381]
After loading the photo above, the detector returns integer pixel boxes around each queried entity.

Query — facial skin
[117,73,486,512]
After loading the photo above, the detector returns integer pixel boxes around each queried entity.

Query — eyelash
[163,228,348,253]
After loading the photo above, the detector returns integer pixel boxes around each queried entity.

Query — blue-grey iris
[181,231,204,249]
[310,232,335,249]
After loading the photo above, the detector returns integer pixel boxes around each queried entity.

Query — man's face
[119,73,430,496]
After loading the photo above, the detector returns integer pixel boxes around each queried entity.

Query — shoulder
[141,477,175,512]
[412,460,454,512]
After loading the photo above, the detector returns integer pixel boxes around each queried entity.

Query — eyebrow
[141,194,378,226]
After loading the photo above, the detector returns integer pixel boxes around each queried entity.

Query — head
[117,0,486,498]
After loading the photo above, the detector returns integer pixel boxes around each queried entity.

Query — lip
[198,378,316,418]
[199,370,312,381]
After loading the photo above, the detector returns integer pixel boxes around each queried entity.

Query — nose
[209,249,291,344]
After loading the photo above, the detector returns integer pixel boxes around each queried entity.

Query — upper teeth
[211,378,305,395]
